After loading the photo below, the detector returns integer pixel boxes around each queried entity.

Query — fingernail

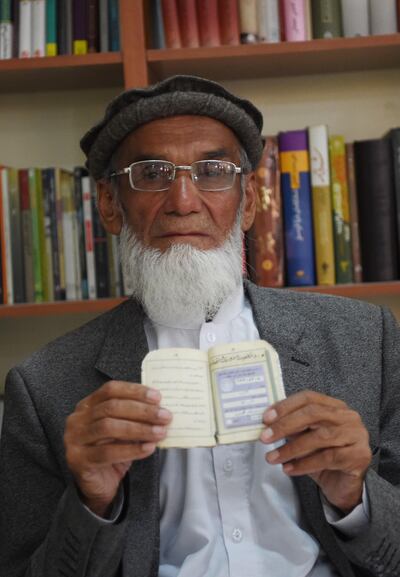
[260,428,274,442]
[141,442,156,452]
[158,408,172,421]
[264,409,278,423]
[152,425,166,437]
[267,449,280,463]
[146,388,161,401]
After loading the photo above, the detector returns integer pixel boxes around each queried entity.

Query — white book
[370,0,397,35]
[341,0,370,37]
[257,0,280,43]
[19,0,32,57]
[1,169,14,304]
[81,176,97,300]
[32,0,45,57]
[0,22,13,59]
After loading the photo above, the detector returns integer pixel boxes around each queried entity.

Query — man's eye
[144,169,161,180]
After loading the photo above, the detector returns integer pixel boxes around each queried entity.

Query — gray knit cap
[80,75,264,180]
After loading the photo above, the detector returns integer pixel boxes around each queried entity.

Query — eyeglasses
[109,159,242,192]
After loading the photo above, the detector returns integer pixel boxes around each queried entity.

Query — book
[87,0,99,52]
[81,175,96,299]
[247,136,284,287]
[108,0,119,51]
[256,0,280,43]
[308,125,335,285]
[398,0,400,31]
[197,0,221,46]
[304,0,312,40]
[73,0,88,54]
[161,0,181,48]
[8,168,25,302]
[370,0,397,35]
[279,129,316,286]
[32,0,45,57]
[99,0,109,51]
[238,0,258,43]
[383,128,400,260]
[328,136,353,284]
[354,138,399,282]
[341,0,369,37]
[42,168,62,300]
[28,168,44,302]
[282,0,307,42]
[311,0,342,39]
[12,0,19,57]
[19,169,34,302]
[149,0,165,48]
[0,168,13,304]
[41,169,55,300]
[141,340,285,448]
[58,0,73,54]
[54,168,67,300]
[218,0,240,45]
[45,0,57,55]
[73,167,88,299]
[90,177,109,297]
[0,0,13,59]
[345,143,363,283]
[177,0,199,47]
[18,0,32,57]
[61,169,81,300]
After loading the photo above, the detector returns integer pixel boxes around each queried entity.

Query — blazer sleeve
[0,367,130,577]
[335,306,400,577]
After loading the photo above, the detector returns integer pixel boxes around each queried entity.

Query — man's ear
[240,171,257,232]
[96,179,123,235]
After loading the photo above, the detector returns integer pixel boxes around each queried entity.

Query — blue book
[108,0,120,51]
[278,129,316,286]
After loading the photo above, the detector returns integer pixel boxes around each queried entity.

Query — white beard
[119,217,244,328]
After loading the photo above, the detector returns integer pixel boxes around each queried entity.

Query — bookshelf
[1,0,400,394]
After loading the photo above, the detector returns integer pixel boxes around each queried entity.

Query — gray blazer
[0,282,399,577]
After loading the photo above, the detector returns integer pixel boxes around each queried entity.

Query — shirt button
[232,528,242,543]
[223,459,233,473]
[207,332,216,343]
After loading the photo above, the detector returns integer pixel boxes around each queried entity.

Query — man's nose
[163,172,203,215]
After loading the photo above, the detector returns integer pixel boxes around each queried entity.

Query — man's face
[100,115,256,251]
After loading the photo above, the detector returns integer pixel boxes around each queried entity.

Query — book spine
[197,0,221,46]
[73,0,88,54]
[41,169,55,300]
[354,138,399,281]
[99,0,109,51]
[0,169,14,304]
[384,128,400,269]
[398,0,400,31]
[46,0,58,55]
[218,0,240,45]
[45,168,62,300]
[87,0,99,52]
[0,0,13,59]
[304,0,312,40]
[81,175,97,299]
[279,129,316,286]
[8,168,25,302]
[12,0,19,58]
[341,0,369,37]
[308,125,336,285]
[247,136,284,287]
[55,168,66,299]
[74,167,88,299]
[19,169,34,302]
[256,0,280,43]
[31,0,45,57]
[35,168,49,301]
[282,0,307,41]
[329,136,353,284]
[177,0,199,47]
[370,0,398,35]
[345,143,363,283]
[239,0,258,43]
[161,0,182,48]
[28,168,43,302]
[108,0,120,51]
[149,0,166,48]
[18,0,31,57]
[90,178,109,297]
[61,170,80,300]
[311,0,343,39]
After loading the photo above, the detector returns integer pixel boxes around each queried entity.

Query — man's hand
[260,390,372,513]
[64,380,172,517]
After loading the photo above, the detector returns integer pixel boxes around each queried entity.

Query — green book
[311,0,343,39]
[46,0,58,56]
[28,168,44,303]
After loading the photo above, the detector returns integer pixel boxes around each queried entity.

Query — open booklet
[141,340,285,448]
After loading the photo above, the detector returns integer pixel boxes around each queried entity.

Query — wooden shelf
[0,52,124,93]
[1,282,399,318]
[147,34,400,81]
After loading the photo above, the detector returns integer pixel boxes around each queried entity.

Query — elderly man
[0,75,399,577]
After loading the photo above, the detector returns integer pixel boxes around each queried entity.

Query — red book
[197,0,221,46]
[218,0,240,45]
[162,0,182,48]
[177,0,200,47]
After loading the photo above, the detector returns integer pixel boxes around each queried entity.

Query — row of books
[0,166,125,305]
[0,0,120,60]
[246,127,400,288]
[150,0,400,49]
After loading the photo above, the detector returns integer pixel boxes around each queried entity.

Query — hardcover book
[0,168,13,304]
[162,0,182,48]
[282,0,307,42]
[354,137,399,281]
[197,0,221,46]
[45,0,57,55]
[341,0,369,37]
[218,0,240,45]
[257,0,280,43]
[279,129,316,286]
[345,143,363,283]
[383,128,400,259]
[41,169,55,300]
[370,0,397,35]
[311,0,342,39]
[28,168,44,302]
[238,0,258,43]
[32,0,45,57]
[177,0,199,47]
[81,174,97,299]
[19,0,32,57]
[328,136,353,284]
[19,168,34,302]
[142,340,285,448]
[247,136,284,287]
[308,125,335,285]
[72,0,88,54]
[0,0,13,59]
[8,167,25,302]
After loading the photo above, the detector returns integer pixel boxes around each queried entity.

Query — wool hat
[80,75,264,180]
